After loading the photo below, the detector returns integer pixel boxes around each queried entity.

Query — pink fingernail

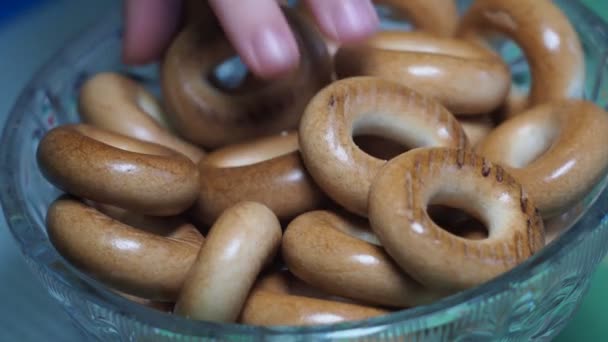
[249,26,300,78]
[330,0,379,41]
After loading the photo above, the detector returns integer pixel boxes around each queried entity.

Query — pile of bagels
[36,0,608,327]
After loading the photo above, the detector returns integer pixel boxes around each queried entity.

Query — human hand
[122,0,379,79]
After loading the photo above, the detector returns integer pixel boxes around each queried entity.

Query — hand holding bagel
[35,0,607,328]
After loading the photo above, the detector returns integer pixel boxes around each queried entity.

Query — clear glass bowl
[2,1,608,340]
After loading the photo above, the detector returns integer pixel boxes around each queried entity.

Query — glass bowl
[2,0,608,340]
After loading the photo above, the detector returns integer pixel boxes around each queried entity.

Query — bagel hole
[352,116,423,160]
[353,134,409,160]
[427,204,488,240]
[374,4,415,31]
[207,56,261,93]
[477,34,530,87]
[478,34,532,118]
[494,38,530,92]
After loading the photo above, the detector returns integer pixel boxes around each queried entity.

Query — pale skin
[122,0,379,79]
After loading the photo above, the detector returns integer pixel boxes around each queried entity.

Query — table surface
[0,1,606,341]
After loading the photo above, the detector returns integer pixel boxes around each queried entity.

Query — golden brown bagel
[315,209,382,246]
[161,7,331,148]
[477,100,608,218]
[254,270,357,304]
[494,86,530,120]
[87,202,204,246]
[175,202,282,323]
[298,76,468,216]
[239,288,389,326]
[194,131,325,225]
[283,210,444,307]
[79,72,205,163]
[368,147,545,290]
[37,124,200,216]
[458,0,585,108]
[335,31,511,115]
[46,197,203,302]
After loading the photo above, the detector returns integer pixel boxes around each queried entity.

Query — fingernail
[330,0,379,41]
[249,26,299,78]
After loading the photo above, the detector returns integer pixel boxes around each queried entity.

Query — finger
[123,0,182,65]
[304,0,379,43]
[209,0,300,79]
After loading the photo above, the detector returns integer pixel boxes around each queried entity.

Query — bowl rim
[1,0,608,338]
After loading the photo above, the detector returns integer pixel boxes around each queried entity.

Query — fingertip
[121,37,154,65]
[122,0,182,65]
[244,25,301,80]
[209,0,301,80]
[306,0,379,43]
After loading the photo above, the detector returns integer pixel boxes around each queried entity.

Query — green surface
[584,0,608,21]
[556,261,608,341]
[556,2,608,340]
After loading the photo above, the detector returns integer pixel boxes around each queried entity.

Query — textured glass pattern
[1,0,608,340]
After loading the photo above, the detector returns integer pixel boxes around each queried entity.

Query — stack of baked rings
[36,0,608,326]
